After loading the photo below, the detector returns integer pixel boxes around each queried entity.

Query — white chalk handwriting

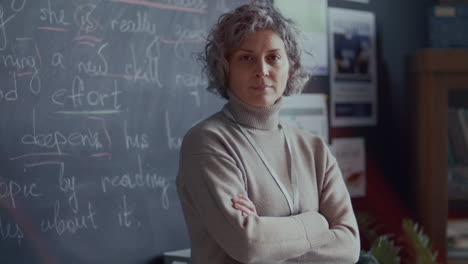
[21,109,103,153]
[124,120,149,150]
[39,0,70,26]
[0,179,41,209]
[40,200,98,236]
[124,37,162,86]
[110,11,157,36]
[101,155,170,209]
[0,217,24,246]
[51,75,122,110]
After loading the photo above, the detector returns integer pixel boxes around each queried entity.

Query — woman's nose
[255,60,269,78]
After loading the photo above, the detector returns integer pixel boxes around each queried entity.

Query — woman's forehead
[236,30,286,51]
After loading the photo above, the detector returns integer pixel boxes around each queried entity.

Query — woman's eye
[268,55,281,61]
[239,55,252,61]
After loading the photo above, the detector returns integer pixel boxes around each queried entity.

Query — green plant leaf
[357,251,381,264]
[369,235,401,264]
[401,219,439,264]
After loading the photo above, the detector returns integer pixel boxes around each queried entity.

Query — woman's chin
[246,96,276,107]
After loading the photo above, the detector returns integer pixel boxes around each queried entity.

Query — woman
[176,3,360,264]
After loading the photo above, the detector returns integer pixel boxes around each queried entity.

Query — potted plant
[356,213,439,264]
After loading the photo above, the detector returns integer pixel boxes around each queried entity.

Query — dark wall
[327,0,431,208]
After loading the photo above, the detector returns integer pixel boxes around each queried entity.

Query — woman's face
[227,30,290,107]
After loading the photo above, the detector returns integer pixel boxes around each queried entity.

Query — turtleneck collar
[224,91,282,130]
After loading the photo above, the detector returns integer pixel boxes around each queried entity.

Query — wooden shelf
[408,49,468,263]
[408,49,468,73]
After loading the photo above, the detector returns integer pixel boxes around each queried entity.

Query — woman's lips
[251,85,271,89]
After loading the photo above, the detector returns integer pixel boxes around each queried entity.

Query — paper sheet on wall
[280,94,329,143]
[275,0,328,75]
[329,8,377,127]
[331,137,366,198]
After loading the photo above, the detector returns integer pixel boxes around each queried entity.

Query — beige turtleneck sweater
[176,94,360,264]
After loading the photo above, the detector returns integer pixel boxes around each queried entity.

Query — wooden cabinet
[408,49,468,263]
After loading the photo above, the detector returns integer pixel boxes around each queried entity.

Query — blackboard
[0,0,249,263]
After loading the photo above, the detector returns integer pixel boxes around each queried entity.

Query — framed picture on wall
[328,8,377,127]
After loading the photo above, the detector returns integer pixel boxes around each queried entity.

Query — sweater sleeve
[177,152,335,264]
[288,151,361,263]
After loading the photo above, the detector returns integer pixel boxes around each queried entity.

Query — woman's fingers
[232,195,256,212]
[232,202,253,216]
[237,194,257,214]
[231,194,257,216]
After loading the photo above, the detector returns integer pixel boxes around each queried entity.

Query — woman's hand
[231,194,258,217]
